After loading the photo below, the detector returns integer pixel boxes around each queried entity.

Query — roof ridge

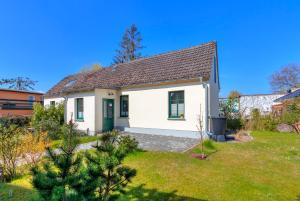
[111,41,216,67]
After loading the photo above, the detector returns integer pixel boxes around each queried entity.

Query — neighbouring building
[0,88,44,117]
[272,88,300,114]
[220,93,285,118]
[239,93,285,117]
[44,41,220,138]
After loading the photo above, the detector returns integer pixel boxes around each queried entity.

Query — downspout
[200,77,209,134]
[203,83,209,134]
[63,95,68,123]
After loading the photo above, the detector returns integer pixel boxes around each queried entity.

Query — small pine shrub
[203,139,215,150]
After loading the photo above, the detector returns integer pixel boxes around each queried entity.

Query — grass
[51,135,99,148]
[1,131,300,201]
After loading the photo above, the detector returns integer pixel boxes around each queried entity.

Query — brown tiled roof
[45,41,216,98]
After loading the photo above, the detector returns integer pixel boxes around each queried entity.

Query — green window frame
[120,95,129,117]
[75,98,84,121]
[168,91,185,119]
[50,101,55,106]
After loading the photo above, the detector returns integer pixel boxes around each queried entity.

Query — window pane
[108,102,113,118]
[103,100,107,118]
[178,103,184,116]
[77,98,84,119]
[169,91,184,118]
[120,95,129,117]
[171,103,177,117]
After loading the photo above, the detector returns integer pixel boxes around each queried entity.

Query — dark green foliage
[280,103,300,125]
[81,130,138,201]
[113,24,143,64]
[31,120,83,201]
[0,77,37,90]
[32,103,65,139]
[220,90,242,131]
[0,116,30,127]
[227,118,243,130]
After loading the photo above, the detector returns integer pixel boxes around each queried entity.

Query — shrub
[0,116,30,127]
[280,103,300,125]
[227,118,243,130]
[203,139,216,150]
[32,103,65,139]
[0,125,23,182]
[245,109,279,131]
[21,131,49,167]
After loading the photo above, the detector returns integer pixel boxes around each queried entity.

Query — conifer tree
[31,118,83,201]
[81,130,138,201]
[113,24,143,64]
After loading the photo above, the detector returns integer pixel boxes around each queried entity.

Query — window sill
[168,118,186,121]
[119,116,129,119]
[75,119,84,122]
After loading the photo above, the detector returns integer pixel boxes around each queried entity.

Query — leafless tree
[270,64,300,93]
[196,106,206,157]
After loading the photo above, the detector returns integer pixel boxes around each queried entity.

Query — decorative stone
[235,130,253,142]
[276,124,295,133]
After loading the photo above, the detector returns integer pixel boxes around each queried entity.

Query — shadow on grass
[0,183,39,201]
[0,183,207,201]
[116,184,207,201]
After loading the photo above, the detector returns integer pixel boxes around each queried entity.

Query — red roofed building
[0,88,44,117]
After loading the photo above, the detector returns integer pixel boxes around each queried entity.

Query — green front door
[102,99,114,132]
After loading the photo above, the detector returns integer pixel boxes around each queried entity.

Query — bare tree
[0,77,37,90]
[113,24,144,64]
[79,63,102,73]
[196,105,206,158]
[270,64,300,93]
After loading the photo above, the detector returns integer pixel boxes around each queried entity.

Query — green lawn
[51,135,99,149]
[1,131,300,201]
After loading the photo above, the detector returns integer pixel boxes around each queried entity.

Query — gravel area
[122,132,199,152]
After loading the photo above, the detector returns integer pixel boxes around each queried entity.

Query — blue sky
[0,0,299,97]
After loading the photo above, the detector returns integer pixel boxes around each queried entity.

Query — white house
[44,41,220,138]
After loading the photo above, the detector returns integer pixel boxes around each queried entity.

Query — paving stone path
[73,133,199,152]
[122,132,199,152]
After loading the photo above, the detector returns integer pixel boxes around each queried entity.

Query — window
[28,96,35,106]
[120,95,128,117]
[169,91,184,119]
[50,101,55,106]
[75,98,84,121]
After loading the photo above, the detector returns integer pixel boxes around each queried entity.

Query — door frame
[102,98,114,132]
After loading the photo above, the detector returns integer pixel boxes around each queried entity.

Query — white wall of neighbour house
[65,91,96,135]
[118,82,207,138]
[239,94,284,117]
[44,97,64,107]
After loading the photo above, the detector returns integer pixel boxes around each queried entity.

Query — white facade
[44,56,220,139]
[44,80,219,138]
